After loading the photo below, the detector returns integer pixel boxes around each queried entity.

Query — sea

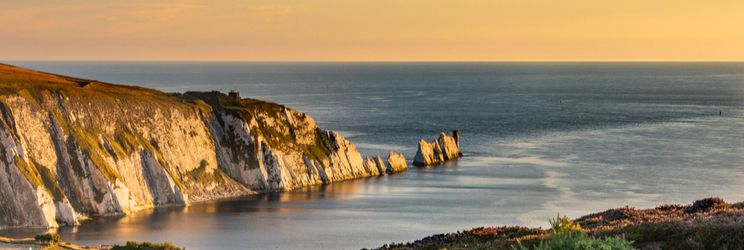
[2,62,744,250]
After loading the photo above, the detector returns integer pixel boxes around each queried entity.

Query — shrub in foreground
[34,233,60,243]
[372,226,547,250]
[684,197,728,214]
[513,214,634,250]
[514,232,634,250]
[374,198,744,250]
[549,214,582,235]
[111,241,184,250]
[600,218,744,250]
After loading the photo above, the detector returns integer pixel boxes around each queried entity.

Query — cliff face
[412,132,461,166]
[0,64,402,229]
[189,91,396,192]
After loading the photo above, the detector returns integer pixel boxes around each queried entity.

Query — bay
[2,62,744,249]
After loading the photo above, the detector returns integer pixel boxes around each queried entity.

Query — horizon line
[3,60,744,63]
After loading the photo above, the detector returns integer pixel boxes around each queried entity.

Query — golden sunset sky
[1,0,742,61]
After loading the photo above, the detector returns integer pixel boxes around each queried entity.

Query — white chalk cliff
[412,132,461,166]
[0,64,407,229]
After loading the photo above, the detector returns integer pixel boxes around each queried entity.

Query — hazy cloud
[111,2,206,22]
[247,4,307,14]
[1,1,743,60]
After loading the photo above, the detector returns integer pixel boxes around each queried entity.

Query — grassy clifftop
[0,63,216,187]
[184,90,335,164]
[373,197,744,250]
[0,63,208,112]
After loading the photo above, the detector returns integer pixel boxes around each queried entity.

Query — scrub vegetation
[183,160,226,186]
[185,91,337,170]
[111,241,184,250]
[14,156,66,202]
[512,214,634,250]
[34,233,60,243]
[372,197,744,250]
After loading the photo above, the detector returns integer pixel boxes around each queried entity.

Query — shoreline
[0,236,95,250]
[0,169,411,231]
[0,63,413,229]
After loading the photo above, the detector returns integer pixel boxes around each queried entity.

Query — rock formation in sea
[362,150,409,175]
[385,151,408,173]
[412,132,461,166]
[0,63,406,229]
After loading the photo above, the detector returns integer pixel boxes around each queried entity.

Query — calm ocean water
[2,62,744,249]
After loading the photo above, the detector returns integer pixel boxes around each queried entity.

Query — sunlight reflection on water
[2,62,744,250]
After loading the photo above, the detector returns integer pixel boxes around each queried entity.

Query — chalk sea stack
[412,132,462,166]
[362,151,408,175]
[385,151,408,173]
[0,63,406,229]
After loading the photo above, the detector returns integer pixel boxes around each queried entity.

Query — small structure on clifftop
[412,131,462,166]
[229,84,240,100]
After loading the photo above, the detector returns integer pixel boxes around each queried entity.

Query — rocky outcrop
[412,132,461,166]
[385,151,408,173]
[362,156,384,176]
[0,64,408,229]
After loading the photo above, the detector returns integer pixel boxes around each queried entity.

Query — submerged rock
[412,132,461,166]
[0,63,407,229]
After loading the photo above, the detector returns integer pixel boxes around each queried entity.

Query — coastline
[3,62,743,249]
[0,236,94,250]
[371,197,744,250]
[0,63,410,229]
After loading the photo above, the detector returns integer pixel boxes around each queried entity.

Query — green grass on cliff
[0,63,209,115]
[35,160,67,203]
[185,91,299,152]
[184,160,226,186]
[185,91,337,172]
[155,152,185,190]
[14,156,67,202]
[64,124,122,183]
[112,241,184,250]
[0,63,204,191]
[303,128,335,168]
[14,155,43,189]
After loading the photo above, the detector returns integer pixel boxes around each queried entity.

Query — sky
[1,0,743,61]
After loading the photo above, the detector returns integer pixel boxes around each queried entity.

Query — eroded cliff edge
[0,64,403,229]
